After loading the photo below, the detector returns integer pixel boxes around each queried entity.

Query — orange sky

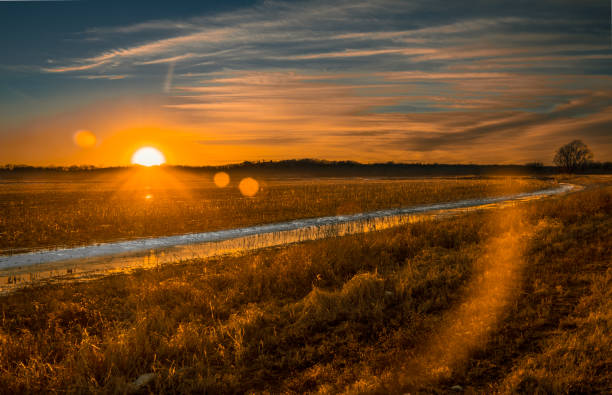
[1,1,611,166]
[3,72,611,166]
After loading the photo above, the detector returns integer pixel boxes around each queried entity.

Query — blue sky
[1,0,610,165]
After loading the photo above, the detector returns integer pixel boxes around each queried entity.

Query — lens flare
[73,130,97,148]
[131,147,166,167]
[214,172,230,188]
[239,177,259,197]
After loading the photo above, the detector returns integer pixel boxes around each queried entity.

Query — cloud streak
[45,1,608,74]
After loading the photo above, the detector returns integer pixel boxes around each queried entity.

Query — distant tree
[553,140,593,173]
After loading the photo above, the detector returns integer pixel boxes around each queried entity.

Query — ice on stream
[0,184,575,292]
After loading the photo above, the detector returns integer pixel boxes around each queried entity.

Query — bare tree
[553,140,593,173]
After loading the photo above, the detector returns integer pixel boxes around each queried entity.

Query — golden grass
[0,174,549,253]
[0,179,609,393]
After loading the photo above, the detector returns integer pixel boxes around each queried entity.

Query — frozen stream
[0,183,576,292]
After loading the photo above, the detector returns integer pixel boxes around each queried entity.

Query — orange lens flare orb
[131,147,166,167]
[73,130,97,148]
[214,172,230,188]
[239,177,259,197]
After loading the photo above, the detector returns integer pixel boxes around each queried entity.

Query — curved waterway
[0,183,576,293]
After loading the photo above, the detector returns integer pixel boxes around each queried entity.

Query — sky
[0,0,610,166]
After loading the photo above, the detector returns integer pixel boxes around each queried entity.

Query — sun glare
[239,177,259,197]
[131,147,166,167]
[73,130,97,148]
[214,172,230,188]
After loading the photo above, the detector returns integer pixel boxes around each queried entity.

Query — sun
[131,147,166,167]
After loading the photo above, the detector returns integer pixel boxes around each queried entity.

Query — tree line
[0,141,608,175]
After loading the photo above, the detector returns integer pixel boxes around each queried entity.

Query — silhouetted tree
[554,140,593,173]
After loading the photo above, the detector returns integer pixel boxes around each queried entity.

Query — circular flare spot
[239,177,259,197]
[214,172,230,188]
[131,147,166,167]
[73,130,96,148]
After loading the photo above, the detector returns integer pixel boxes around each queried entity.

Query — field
[0,169,550,253]
[0,175,610,393]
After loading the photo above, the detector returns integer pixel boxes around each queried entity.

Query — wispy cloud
[135,53,200,65]
[85,20,198,35]
[199,136,307,146]
[276,48,436,60]
[43,59,109,73]
[76,74,128,80]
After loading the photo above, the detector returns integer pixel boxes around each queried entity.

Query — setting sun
[131,147,166,167]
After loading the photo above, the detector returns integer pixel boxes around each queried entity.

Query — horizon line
[2,158,609,170]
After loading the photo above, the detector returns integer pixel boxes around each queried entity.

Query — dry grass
[0,178,610,393]
[0,171,549,253]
